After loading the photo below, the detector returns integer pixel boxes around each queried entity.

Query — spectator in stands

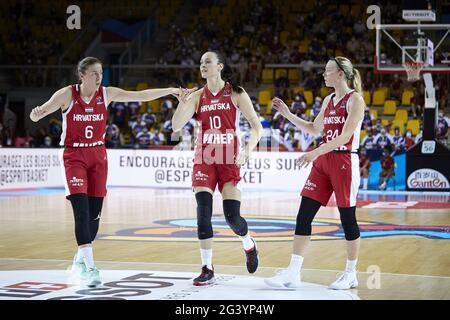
[379,147,395,190]
[150,128,165,145]
[439,89,450,112]
[361,127,376,150]
[299,55,314,81]
[311,96,322,117]
[362,107,373,130]
[391,126,406,152]
[411,90,424,118]
[135,125,152,149]
[390,74,403,100]
[48,118,62,146]
[14,129,34,147]
[127,101,140,117]
[105,118,121,149]
[237,56,248,85]
[296,129,315,152]
[41,135,52,148]
[375,128,392,150]
[404,130,415,149]
[373,118,383,135]
[274,69,289,89]
[436,110,450,145]
[248,56,261,87]
[359,147,371,190]
[291,94,306,115]
[250,96,261,113]
[282,127,296,152]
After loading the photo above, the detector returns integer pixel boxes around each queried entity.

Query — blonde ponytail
[351,68,362,94]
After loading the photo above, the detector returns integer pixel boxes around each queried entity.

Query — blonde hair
[333,56,362,94]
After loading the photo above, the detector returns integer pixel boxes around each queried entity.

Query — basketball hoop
[403,61,424,82]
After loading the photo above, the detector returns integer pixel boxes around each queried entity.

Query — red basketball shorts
[301,152,360,207]
[192,163,241,193]
[59,146,108,198]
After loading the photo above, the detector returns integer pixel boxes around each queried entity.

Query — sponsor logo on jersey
[200,102,231,113]
[69,176,84,187]
[194,170,208,181]
[223,88,232,96]
[96,96,103,105]
[323,116,345,124]
[73,114,104,122]
[99,215,450,242]
[304,179,317,191]
[203,132,234,144]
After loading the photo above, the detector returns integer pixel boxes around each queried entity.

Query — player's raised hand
[175,87,198,104]
[30,106,45,122]
[271,97,291,118]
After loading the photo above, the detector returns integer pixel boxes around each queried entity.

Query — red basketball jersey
[194,83,240,164]
[60,84,108,147]
[321,90,361,152]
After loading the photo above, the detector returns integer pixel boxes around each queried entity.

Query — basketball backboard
[374,9,450,75]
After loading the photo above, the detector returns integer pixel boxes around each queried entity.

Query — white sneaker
[329,271,358,290]
[264,268,302,288]
[82,267,101,287]
[71,254,87,279]
[380,182,387,190]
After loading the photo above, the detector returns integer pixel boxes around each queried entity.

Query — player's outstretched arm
[271,97,322,136]
[234,89,263,166]
[172,88,201,132]
[30,86,72,122]
[106,86,182,103]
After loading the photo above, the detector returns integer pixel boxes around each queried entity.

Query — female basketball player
[172,51,263,286]
[265,56,365,290]
[30,57,184,287]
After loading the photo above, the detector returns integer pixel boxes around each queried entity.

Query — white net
[402,62,424,82]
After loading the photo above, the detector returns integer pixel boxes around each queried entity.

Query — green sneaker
[71,254,87,279]
[82,267,101,287]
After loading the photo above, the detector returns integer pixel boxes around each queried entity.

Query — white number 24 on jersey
[325,129,338,142]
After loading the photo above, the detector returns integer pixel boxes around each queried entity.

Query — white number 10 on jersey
[209,116,222,129]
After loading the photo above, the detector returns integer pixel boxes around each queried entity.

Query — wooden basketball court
[1,188,449,300]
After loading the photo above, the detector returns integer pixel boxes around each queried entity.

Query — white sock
[345,259,357,272]
[288,254,304,273]
[363,178,368,190]
[75,249,84,263]
[200,249,213,270]
[240,234,255,251]
[80,246,95,269]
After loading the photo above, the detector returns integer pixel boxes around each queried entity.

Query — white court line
[1,257,449,279]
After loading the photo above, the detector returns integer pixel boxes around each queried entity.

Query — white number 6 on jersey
[85,125,94,139]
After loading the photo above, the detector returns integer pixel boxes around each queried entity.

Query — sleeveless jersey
[194,83,240,163]
[60,84,108,147]
[321,90,361,152]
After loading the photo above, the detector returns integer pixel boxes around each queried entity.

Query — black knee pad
[295,196,322,236]
[338,206,360,241]
[195,192,213,240]
[69,193,91,246]
[88,197,104,242]
[223,200,248,236]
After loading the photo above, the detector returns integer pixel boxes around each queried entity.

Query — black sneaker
[245,238,259,274]
[193,265,215,286]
